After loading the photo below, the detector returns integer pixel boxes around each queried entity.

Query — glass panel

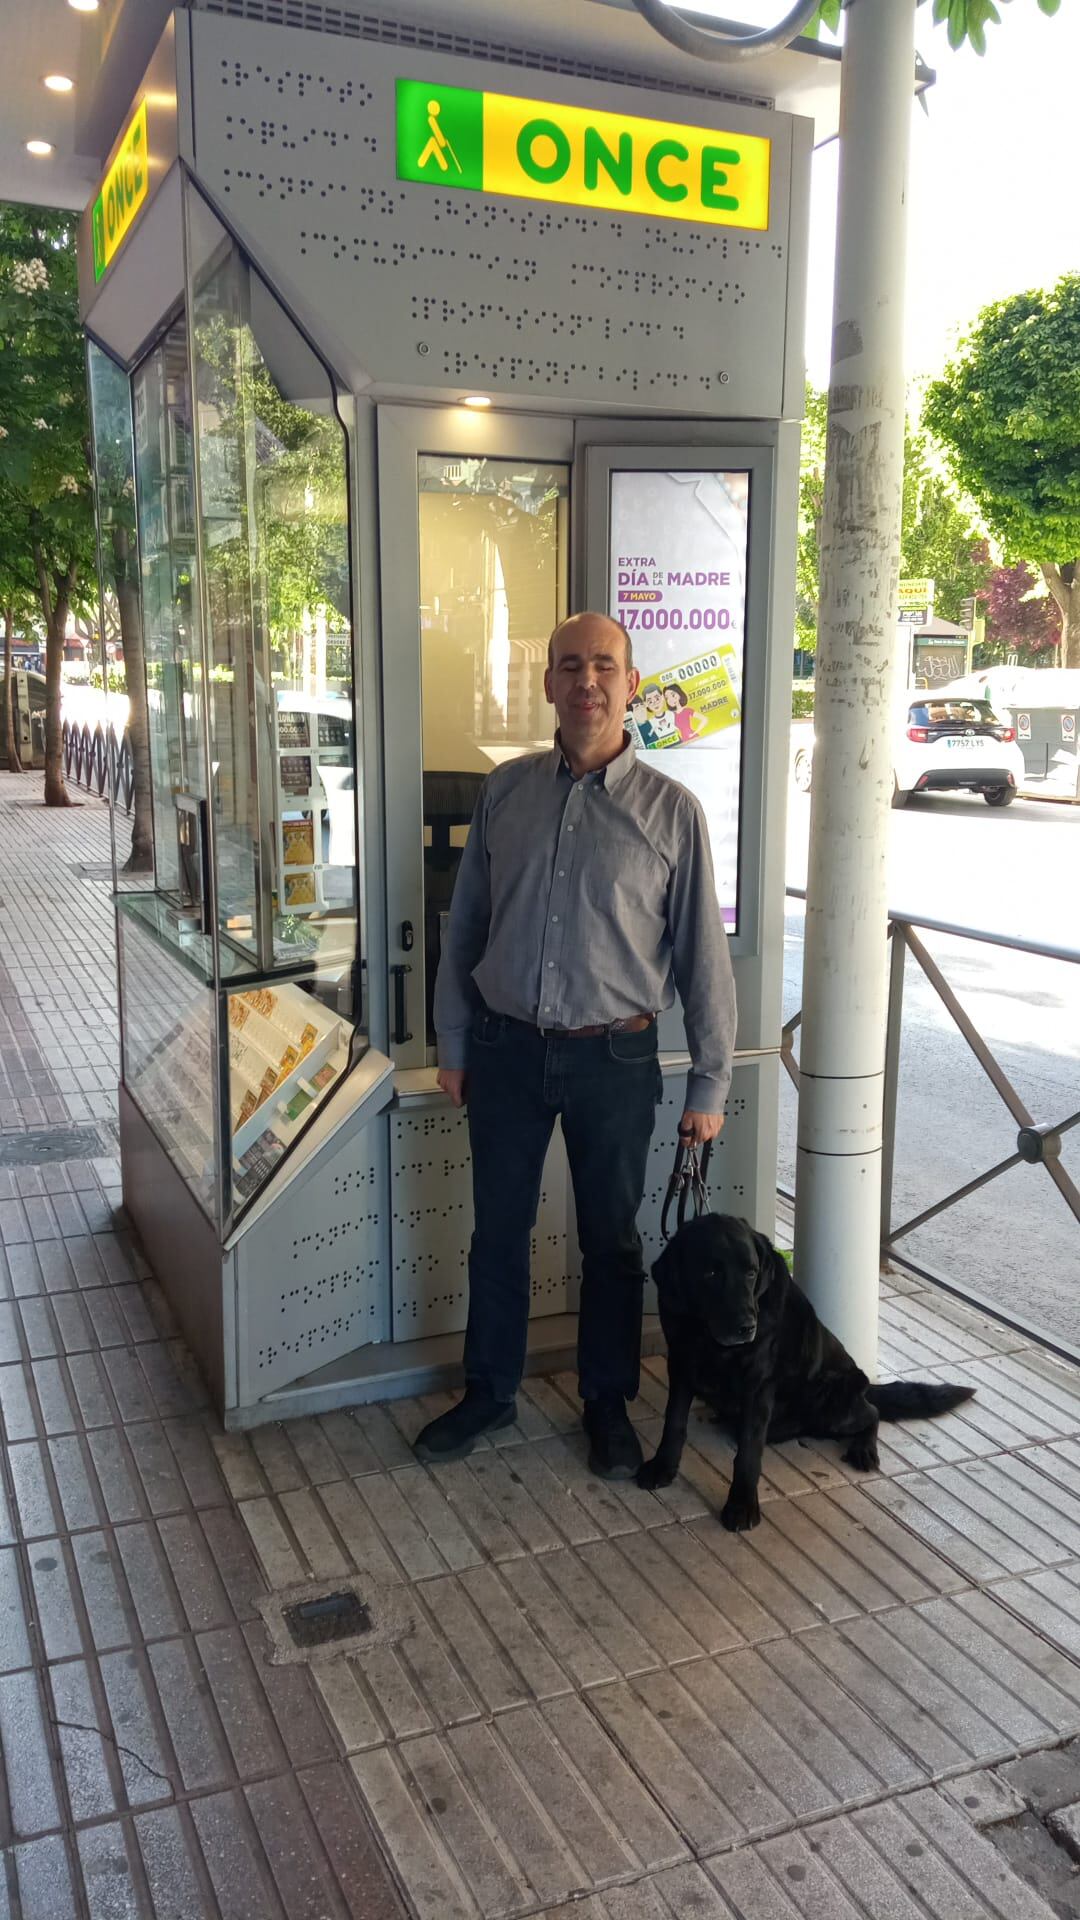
[608,468,749,931]
[188,204,358,978]
[132,320,206,914]
[227,974,354,1207]
[87,343,150,887]
[418,455,569,1041]
[117,899,218,1219]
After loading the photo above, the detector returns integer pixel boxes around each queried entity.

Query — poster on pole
[608,468,749,929]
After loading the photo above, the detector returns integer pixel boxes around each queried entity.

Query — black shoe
[583,1395,643,1480]
[414,1387,517,1463]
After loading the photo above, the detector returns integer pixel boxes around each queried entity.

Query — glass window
[608,468,749,932]
[131,320,208,923]
[417,454,569,1041]
[188,213,358,980]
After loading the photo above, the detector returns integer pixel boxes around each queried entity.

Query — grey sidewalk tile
[124,1424,186,1518]
[48,1658,121,1823]
[0,1549,32,1674]
[146,1639,233,1793]
[352,1697,686,1920]
[241,1619,339,1769]
[188,1789,288,1920]
[157,1515,234,1633]
[14,1835,77,1920]
[26,1538,83,1660]
[114,1524,184,1642]
[197,1625,289,1780]
[0,1669,62,1838]
[87,1429,144,1525]
[134,1806,217,1920]
[70,1533,132,1655]
[163,1418,229,1510]
[295,1762,410,1920]
[98,1649,176,1807]
[246,1772,354,1920]
[863,1470,1034,1582]
[200,1506,268,1623]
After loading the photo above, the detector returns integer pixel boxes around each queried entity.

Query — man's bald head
[547,612,634,674]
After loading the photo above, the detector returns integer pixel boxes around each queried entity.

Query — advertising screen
[609,468,749,930]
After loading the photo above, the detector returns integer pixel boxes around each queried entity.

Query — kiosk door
[380,407,574,1068]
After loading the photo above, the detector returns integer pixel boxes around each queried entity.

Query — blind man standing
[415,612,737,1477]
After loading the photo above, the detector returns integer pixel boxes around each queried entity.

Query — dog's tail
[868,1381,975,1421]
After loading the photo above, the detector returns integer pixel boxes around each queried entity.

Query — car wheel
[890,778,909,810]
[793,749,812,794]
[983,786,1015,807]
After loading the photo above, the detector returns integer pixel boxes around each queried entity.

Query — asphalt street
[782,786,1080,1348]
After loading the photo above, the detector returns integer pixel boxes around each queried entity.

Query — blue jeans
[463,1008,663,1403]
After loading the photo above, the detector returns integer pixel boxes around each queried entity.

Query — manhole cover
[283,1588,373,1648]
[259,1575,411,1668]
[0,1125,108,1168]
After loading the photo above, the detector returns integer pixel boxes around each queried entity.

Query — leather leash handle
[660,1135,714,1242]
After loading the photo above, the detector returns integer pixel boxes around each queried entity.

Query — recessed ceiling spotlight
[44,74,75,93]
[461,394,492,409]
[26,139,54,157]
[68,0,100,10]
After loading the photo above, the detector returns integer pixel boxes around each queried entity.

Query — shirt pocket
[584,835,668,923]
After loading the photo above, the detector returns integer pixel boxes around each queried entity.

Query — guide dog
[639,1212,975,1531]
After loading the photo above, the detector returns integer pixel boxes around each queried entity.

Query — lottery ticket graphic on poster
[609,468,750,928]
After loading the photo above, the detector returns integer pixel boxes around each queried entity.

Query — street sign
[1017,712,1031,740]
[898,577,934,611]
[1063,713,1076,744]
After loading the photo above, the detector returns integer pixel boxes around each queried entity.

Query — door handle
[390,963,412,1045]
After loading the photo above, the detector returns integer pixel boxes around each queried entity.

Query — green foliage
[924,275,1080,567]
[804,0,1059,54]
[797,384,990,650]
[0,203,98,617]
[792,685,815,719]
[795,384,828,653]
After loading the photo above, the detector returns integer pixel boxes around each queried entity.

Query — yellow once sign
[92,100,149,282]
[396,80,771,231]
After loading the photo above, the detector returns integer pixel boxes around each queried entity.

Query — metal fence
[782,890,1080,1349]
[62,719,135,813]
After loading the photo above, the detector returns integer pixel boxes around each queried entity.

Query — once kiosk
[80,4,833,1428]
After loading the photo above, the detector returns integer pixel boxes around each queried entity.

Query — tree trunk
[32,544,77,807]
[1041,561,1080,670]
[112,527,154,871]
[2,607,23,775]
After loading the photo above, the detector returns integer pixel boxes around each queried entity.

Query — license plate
[943,736,984,752]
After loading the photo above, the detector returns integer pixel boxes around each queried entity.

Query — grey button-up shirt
[433,736,737,1113]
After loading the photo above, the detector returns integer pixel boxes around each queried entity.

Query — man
[414,611,736,1477]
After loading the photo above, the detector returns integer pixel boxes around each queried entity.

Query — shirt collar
[552,731,636,790]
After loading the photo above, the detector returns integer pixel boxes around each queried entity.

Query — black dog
[639,1213,975,1532]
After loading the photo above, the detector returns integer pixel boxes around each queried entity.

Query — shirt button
[547,961,555,969]
[558,869,565,878]
[566,825,574,833]
[551,915,559,923]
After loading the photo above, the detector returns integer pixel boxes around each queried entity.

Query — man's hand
[437,1068,468,1108]
[678,1109,725,1146]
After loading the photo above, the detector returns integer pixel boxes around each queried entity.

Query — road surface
[782,787,1080,1348]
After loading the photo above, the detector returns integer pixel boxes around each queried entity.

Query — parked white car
[790,689,1025,808]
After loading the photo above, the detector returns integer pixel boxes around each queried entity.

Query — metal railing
[782,889,1080,1339]
[62,719,135,814]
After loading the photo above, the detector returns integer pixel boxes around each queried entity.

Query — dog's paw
[637,1457,677,1491]
[843,1437,880,1472]
[720,1490,761,1532]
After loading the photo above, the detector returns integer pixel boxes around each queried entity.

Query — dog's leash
[660,1131,713,1241]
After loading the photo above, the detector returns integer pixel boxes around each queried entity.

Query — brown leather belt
[539,1013,655,1039]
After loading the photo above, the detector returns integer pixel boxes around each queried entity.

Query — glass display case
[88,188,368,1241]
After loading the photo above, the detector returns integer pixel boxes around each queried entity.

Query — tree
[925,274,1080,670]
[979,561,1061,664]
[0,203,98,804]
[900,424,990,624]
[795,385,828,654]
[806,0,1059,57]
[0,485,39,773]
[796,386,990,652]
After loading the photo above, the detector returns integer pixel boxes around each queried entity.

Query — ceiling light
[26,140,54,157]
[461,394,492,410]
[68,0,100,10]
[44,74,75,93]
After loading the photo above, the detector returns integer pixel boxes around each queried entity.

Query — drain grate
[259,1575,410,1667]
[283,1589,372,1648]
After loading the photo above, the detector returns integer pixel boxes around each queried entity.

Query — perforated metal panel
[186,12,800,415]
[390,1104,569,1339]
[234,1125,385,1401]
